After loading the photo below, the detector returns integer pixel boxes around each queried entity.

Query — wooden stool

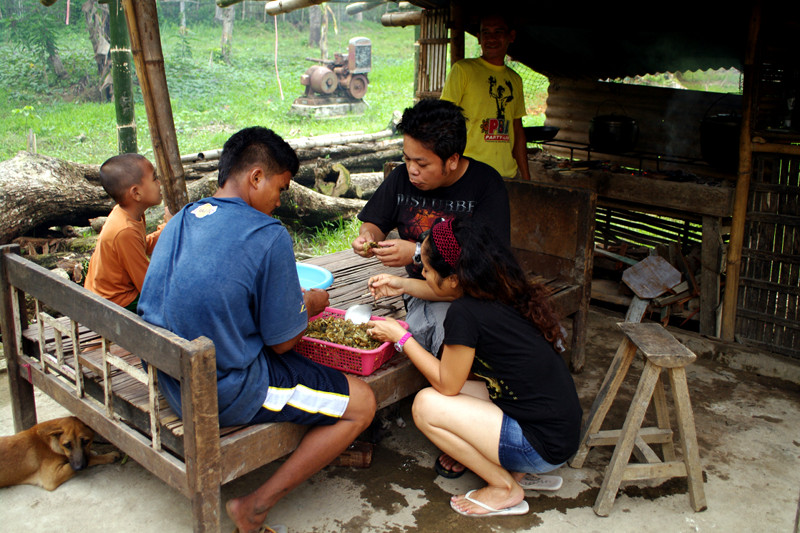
[570,322,707,516]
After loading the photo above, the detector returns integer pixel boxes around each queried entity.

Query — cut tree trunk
[0,152,113,244]
[216,5,235,64]
[275,180,366,227]
[309,4,321,47]
[82,0,112,101]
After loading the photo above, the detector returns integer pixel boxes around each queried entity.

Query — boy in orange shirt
[84,153,171,312]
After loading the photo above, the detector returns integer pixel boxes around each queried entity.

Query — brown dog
[0,416,120,490]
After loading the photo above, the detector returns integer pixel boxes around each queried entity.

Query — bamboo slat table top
[302,250,408,319]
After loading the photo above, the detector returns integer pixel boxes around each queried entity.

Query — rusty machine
[291,37,372,117]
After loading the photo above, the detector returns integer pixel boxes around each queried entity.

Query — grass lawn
[0,16,418,165]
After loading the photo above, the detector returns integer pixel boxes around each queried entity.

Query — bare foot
[226,496,269,533]
[437,453,466,475]
[450,484,525,516]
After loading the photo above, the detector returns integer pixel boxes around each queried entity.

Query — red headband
[431,218,461,268]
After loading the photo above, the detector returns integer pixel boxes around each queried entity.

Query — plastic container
[296,263,334,290]
[295,307,408,376]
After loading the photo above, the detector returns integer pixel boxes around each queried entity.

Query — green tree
[2,5,66,80]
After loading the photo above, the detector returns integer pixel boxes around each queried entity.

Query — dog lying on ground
[0,416,120,490]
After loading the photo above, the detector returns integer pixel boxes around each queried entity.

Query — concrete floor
[2,306,799,533]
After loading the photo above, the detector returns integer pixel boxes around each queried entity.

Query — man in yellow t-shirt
[440,14,531,180]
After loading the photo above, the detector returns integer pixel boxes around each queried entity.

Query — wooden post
[180,338,221,533]
[700,216,721,336]
[449,0,464,65]
[721,3,761,341]
[122,0,188,214]
[0,245,37,433]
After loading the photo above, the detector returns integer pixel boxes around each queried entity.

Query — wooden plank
[668,366,707,511]
[621,461,688,481]
[4,253,199,378]
[585,427,673,447]
[617,322,696,368]
[528,159,735,218]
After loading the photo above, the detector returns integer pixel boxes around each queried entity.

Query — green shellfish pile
[305,315,382,350]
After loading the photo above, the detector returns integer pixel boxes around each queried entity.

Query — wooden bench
[504,180,597,372]
[0,245,425,533]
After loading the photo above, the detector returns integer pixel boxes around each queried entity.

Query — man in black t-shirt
[352,99,510,355]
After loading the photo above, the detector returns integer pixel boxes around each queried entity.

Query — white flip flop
[518,473,563,491]
[450,489,530,517]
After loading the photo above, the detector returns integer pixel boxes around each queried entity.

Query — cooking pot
[700,113,741,172]
[589,113,638,153]
[523,126,560,143]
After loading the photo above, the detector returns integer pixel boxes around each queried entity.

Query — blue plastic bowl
[296,263,334,290]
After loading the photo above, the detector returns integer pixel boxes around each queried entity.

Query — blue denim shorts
[498,414,564,474]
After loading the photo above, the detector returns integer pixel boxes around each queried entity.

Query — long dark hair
[424,217,565,350]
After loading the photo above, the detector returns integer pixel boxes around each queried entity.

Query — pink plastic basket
[295,307,409,376]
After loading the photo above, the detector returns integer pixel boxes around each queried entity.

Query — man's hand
[352,230,378,258]
[352,222,388,258]
[303,288,329,318]
[370,239,415,268]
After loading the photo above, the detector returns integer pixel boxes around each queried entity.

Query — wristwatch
[394,332,413,353]
[413,241,422,266]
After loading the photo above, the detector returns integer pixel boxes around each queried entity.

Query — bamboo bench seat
[0,245,424,533]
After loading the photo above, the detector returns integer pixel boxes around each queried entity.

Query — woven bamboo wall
[415,8,448,100]
[595,206,704,251]
[737,155,800,358]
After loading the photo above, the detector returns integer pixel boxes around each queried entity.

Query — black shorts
[247,349,350,426]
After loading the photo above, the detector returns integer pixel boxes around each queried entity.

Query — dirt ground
[2,306,799,532]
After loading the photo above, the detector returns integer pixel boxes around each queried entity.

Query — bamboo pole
[347,1,385,16]
[265,0,326,16]
[720,3,761,341]
[273,15,284,100]
[122,0,188,213]
[380,11,421,27]
[102,0,137,154]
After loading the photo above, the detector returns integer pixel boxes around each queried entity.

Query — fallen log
[275,180,366,227]
[296,138,402,161]
[294,146,401,183]
[180,128,400,164]
[0,152,113,245]
[0,148,377,244]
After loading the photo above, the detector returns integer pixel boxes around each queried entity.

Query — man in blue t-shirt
[138,126,376,533]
